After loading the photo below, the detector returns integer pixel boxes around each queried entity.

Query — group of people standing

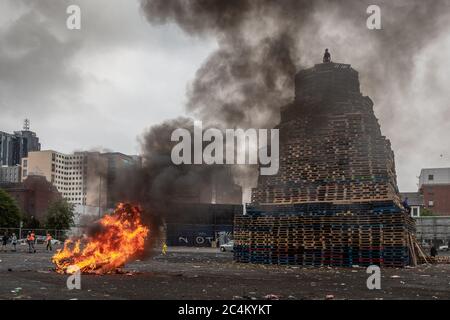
[2,232,17,252]
[1,231,54,253]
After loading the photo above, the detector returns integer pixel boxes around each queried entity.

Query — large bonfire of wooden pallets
[234,62,424,267]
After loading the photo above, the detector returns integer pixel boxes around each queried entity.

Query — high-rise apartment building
[0,165,21,183]
[22,150,107,208]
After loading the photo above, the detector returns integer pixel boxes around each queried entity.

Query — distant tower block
[23,119,30,131]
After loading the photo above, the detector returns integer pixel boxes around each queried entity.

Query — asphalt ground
[0,244,449,300]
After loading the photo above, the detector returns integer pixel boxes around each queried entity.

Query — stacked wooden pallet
[428,256,450,264]
[234,202,415,267]
[252,109,399,205]
[253,65,400,207]
[240,63,414,267]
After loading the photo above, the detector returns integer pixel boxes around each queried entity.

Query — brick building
[419,168,450,216]
[0,175,61,222]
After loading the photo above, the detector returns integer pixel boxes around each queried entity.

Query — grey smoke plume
[112,118,242,225]
[139,0,450,192]
[140,0,448,127]
[105,0,450,246]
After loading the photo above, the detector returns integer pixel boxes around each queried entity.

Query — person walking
[27,231,36,253]
[1,232,9,252]
[26,232,32,253]
[11,233,17,252]
[45,233,53,251]
[30,230,36,253]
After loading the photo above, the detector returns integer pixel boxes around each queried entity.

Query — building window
[428,174,434,181]
[428,200,434,207]
[23,169,27,177]
[23,159,28,167]
[412,207,419,217]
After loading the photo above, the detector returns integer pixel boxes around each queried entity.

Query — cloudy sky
[0,0,216,154]
[1,0,450,193]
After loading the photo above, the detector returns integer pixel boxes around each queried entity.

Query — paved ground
[0,244,450,300]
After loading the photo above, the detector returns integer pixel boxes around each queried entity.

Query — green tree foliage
[24,215,41,229]
[0,188,22,227]
[44,199,75,230]
[421,208,435,217]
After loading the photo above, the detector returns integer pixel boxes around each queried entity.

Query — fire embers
[52,203,149,274]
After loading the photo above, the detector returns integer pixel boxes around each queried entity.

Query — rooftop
[399,192,424,206]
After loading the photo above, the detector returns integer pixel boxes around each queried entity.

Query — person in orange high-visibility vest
[26,232,32,253]
[29,231,36,253]
[45,233,53,251]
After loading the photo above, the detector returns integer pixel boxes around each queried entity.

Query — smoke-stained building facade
[102,152,143,208]
[171,167,242,205]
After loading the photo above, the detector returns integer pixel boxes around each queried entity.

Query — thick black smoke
[141,0,319,128]
[111,118,242,235]
[110,0,450,221]
[140,0,448,128]
[107,0,450,247]
[139,0,450,194]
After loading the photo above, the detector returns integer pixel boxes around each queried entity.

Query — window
[23,159,28,167]
[428,174,434,181]
[429,200,434,207]
[412,207,419,217]
[23,169,27,177]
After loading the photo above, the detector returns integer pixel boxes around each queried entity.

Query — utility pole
[19,221,23,239]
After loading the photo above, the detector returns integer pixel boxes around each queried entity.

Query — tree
[44,199,75,230]
[23,215,41,229]
[0,188,22,227]
[421,208,435,217]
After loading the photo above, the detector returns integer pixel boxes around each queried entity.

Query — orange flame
[52,203,149,274]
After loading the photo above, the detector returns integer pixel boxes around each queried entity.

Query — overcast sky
[0,0,216,154]
[1,0,449,193]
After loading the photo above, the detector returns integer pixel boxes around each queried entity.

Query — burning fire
[52,203,149,274]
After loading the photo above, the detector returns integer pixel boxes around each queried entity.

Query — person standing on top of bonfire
[323,48,331,63]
